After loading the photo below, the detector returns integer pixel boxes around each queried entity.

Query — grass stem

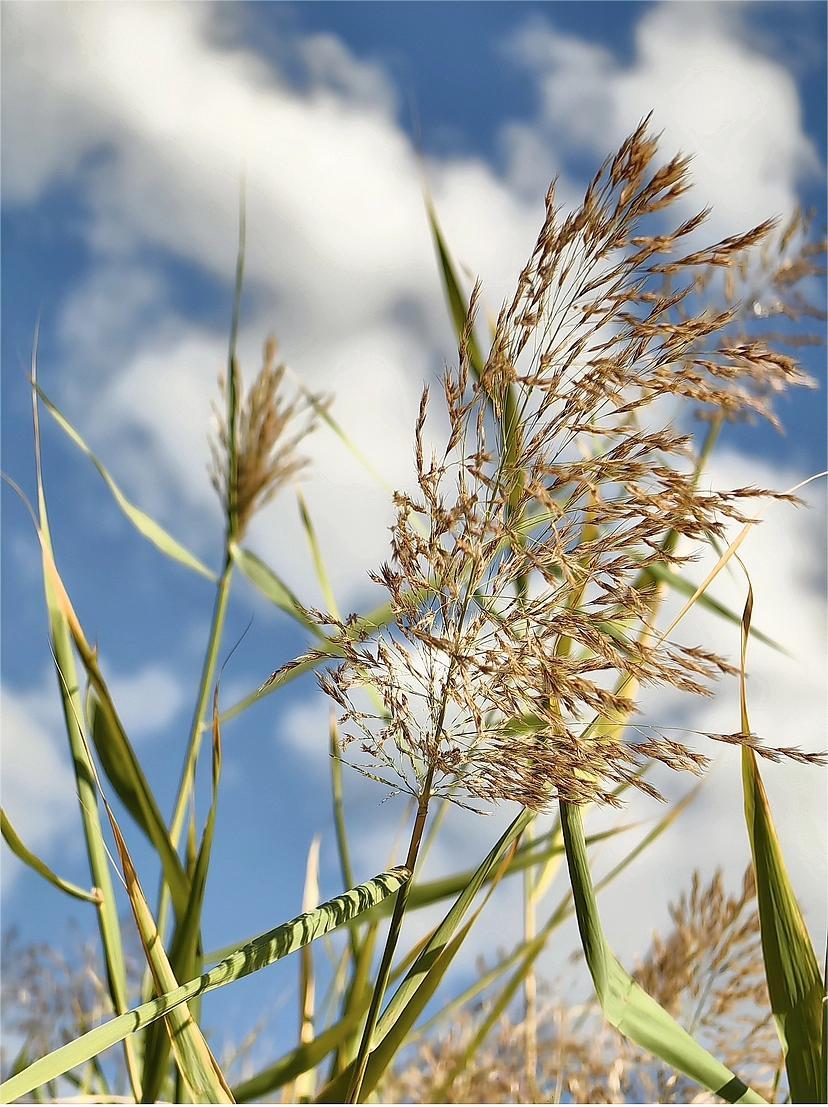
[345,769,434,1104]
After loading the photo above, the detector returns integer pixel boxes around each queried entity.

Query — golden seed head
[210,338,322,540]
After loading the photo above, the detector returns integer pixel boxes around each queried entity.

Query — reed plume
[285,119,819,818]
[210,336,319,541]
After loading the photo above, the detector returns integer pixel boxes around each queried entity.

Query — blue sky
[2,0,826,1083]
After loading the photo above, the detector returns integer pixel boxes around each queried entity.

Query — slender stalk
[152,551,233,951]
[330,716,359,961]
[345,770,434,1104]
[522,829,539,1100]
[170,552,234,849]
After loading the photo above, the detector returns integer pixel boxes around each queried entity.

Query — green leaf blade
[560,801,767,1105]
[1,867,411,1104]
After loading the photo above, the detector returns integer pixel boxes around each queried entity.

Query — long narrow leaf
[36,385,215,581]
[296,489,340,619]
[140,689,226,1102]
[30,359,140,1098]
[559,800,767,1105]
[1,809,101,904]
[87,691,190,918]
[645,561,786,653]
[230,543,322,636]
[739,578,825,1103]
[1,868,411,1104]
[107,818,234,1104]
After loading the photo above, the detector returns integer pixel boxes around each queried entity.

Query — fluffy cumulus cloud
[1,664,184,888]
[3,1,819,607]
[0,685,78,884]
[2,1,823,956]
[505,2,820,234]
[3,0,539,604]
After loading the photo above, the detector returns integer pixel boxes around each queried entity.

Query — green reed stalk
[346,768,434,1104]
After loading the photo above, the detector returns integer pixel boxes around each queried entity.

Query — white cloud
[108,664,185,739]
[506,3,820,235]
[0,684,78,886]
[1,661,186,892]
[6,0,818,613]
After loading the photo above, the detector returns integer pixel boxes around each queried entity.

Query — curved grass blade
[559,800,767,1105]
[645,561,786,654]
[425,195,522,512]
[284,369,390,493]
[296,489,340,619]
[35,385,215,581]
[425,194,486,377]
[738,577,825,1103]
[0,867,411,1105]
[1,809,102,904]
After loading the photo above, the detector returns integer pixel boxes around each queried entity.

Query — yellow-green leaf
[1,809,101,904]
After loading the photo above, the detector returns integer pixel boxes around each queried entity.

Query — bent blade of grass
[35,385,215,581]
[414,780,700,1062]
[559,800,767,1105]
[0,868,411,1105]
[425,194,486,377]
[296,488,340,619]
[1,809,102,904]
[738,576,825,1103]
[645,561,787,654]
[425,194,523,512]
[284,368,391,493]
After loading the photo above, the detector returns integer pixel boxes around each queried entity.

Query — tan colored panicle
[210,337,321,540]
[292,122,822,812]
